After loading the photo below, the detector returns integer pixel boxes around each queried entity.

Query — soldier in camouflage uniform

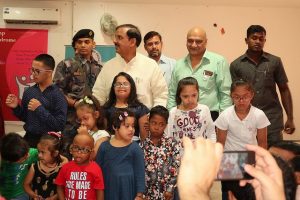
[53,29,102,137]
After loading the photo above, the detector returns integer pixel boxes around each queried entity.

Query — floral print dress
[140,134,181,200]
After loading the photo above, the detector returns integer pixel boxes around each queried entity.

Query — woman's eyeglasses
[114,82,130,88]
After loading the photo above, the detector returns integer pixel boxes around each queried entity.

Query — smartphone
[216,151,255,180]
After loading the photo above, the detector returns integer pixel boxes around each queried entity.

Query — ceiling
[100,0,300,7]
[25,0,300,8]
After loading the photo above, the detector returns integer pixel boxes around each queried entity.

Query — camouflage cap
[72,29,94,47]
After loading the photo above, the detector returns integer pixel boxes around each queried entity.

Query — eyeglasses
[70,145,92,154]
[232,95,252,102]
[114,82,130,88]
[30,67,52,75]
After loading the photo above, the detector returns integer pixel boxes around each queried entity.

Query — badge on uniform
[74,71,82,76]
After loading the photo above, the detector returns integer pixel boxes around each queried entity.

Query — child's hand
[164,191,173,200]
[5,94,18,108]
[33,195,44,200]
[134,193,144,200]
[77,125,89,134]
[45,196,56,200]
[28,98,41,111]
[134,196,144,200]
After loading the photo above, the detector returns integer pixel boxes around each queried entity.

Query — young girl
[140,106,181,200]
[23,132,64,200]
[103,72,149,141]
[76,95,110,160]
[96,109,145,200]
[167,76,216,142]
[214,79,270,200]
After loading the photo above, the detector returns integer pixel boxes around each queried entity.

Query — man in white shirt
[92,24,168,109]
[143,31,176,86]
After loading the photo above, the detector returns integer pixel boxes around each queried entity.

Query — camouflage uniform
[53,50,102,133]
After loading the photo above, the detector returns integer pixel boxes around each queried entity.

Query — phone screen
[216,151,255,180]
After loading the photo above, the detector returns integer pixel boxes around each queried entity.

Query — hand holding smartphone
[216,151,255,180]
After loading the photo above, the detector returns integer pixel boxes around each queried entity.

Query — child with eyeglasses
[5,54,67,147]
[96,109,145,200]
[103,72,149,141]
[214,79,270,200]
[55,134,104,200]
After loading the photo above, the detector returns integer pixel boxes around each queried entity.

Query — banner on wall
[65,45,116,62]
[0,28,48,121]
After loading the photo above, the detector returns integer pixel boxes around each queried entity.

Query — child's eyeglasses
[30,67,52,75]
[232,95,251,102]
[114,82,130,88]
[70,145,92,154]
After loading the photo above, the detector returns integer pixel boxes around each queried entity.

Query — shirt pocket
[198,72,215,92]
[72,73,85,85]
[264,70,274,87]
[135,77,147,103]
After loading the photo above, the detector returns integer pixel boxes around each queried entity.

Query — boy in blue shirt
[6,54,67,147]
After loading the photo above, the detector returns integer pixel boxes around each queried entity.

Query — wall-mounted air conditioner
[3,7,60,25]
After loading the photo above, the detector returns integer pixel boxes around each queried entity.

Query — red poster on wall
[0,28,48,121]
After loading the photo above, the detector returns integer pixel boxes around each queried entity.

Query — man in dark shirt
[230,25,295,147]
[6,54,67,147]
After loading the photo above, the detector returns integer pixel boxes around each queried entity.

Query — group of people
[0,23,297,200]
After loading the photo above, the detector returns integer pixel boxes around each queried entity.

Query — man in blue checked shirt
[144,31,176,87]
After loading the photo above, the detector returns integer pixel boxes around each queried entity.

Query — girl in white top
[215,80,270,200]
[167,77,216,142]
[76,95,110,160]
[215,79,270,150]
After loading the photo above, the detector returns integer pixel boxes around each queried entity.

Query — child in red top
[55,134,104,200]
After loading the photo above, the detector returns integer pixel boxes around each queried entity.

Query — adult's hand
[240,144,285,200]
[178,137,223,200]
[284,118,295,134]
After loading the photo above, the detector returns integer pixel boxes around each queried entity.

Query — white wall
[1,0,299,139]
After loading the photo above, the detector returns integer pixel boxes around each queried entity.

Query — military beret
[72,29,94,47]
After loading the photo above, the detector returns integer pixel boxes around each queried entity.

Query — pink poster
[0,28,48,121]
